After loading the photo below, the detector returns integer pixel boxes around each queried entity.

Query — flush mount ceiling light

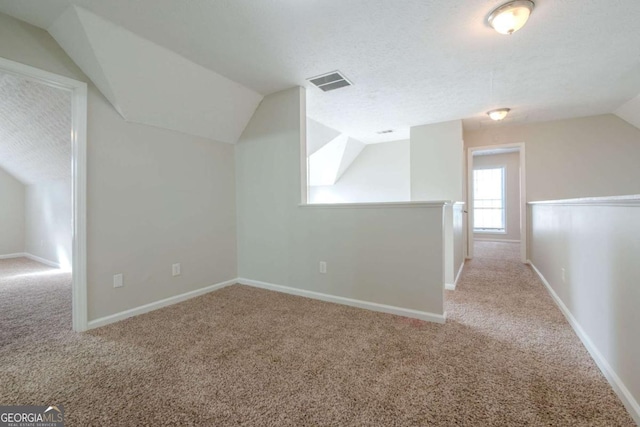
[488,0,535,35]
[487,108,511,121]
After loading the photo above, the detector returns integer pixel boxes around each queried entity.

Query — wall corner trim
[528,261,640,425]
[87,278,237,330]
[237,278,446,324]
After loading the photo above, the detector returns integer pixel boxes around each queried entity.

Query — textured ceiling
[1,0,639,143]
[0,71,71,185]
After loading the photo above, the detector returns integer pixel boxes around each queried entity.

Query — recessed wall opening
[467,144,526,263]
[0,57,88,332]
[0,69,73,334]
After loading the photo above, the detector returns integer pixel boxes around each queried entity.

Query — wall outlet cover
[172,263,181,277]
[319,261,327,274]
[113,273,124,288]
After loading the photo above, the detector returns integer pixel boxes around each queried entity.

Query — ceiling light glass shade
[488,0,535,35]
[487,108,511,121]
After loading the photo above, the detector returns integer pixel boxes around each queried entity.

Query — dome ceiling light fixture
[487,108,511,121]
[488,0,535,35]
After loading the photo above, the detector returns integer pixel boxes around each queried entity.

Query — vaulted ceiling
[48,6,262,144]
[307,119,365,187]
[0,71,71,185]
[615,95,640,130]
[0,0,639,143]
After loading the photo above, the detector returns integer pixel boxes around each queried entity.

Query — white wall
[0,12,238,321]
[0,166,24,255]
[309,140,410,203]
[464,115,640,201]
[472,152,520,241]
[24,178,71,269]
[410,119,463,201]
[236,87,446,318]
[530,199,640,424]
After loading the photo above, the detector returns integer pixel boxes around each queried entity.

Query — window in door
[473,167,506,232]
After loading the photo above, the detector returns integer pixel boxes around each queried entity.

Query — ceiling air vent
[307,71,352,92]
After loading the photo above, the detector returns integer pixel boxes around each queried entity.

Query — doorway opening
[467,143,526,263]
[0,57,87,331]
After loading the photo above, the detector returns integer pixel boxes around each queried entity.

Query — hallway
[444,241,634,425]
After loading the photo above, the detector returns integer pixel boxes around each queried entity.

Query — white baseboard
[474,238,521,243]
[24,253,61,269]
[445,261,466,291]
[238,278,446,324]
[0,252,26,260]
[88,278,237,329]
[529,261,640,425]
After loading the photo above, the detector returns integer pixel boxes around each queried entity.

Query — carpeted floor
[0,245,635,426]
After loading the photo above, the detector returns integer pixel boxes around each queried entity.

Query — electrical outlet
[561,268,566,283]
[113,273,124,288]
[172,263,181,277]
[319,261,327,274]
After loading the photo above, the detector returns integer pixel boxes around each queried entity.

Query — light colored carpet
[0,247,635,426]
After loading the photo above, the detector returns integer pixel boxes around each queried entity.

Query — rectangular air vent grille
[307,71,352,92]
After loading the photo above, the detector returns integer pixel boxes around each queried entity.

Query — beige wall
[464,115,640,201]
[25,179,72,268]
[472,152,520,241]
[236,87,446,317]
[411,119,463,201]
[0,167,24,255]
[530,200,640,423]
[0,12,237,320]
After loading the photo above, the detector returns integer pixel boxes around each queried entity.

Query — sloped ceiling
[0,1,639,143]
[0,71,71,185]
[307,118,341,157]
[307,118,365,186]
[47,6,263,144]
[615,94,640,130]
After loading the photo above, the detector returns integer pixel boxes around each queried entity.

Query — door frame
[0,56,89,331]
[467,142,527,263]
